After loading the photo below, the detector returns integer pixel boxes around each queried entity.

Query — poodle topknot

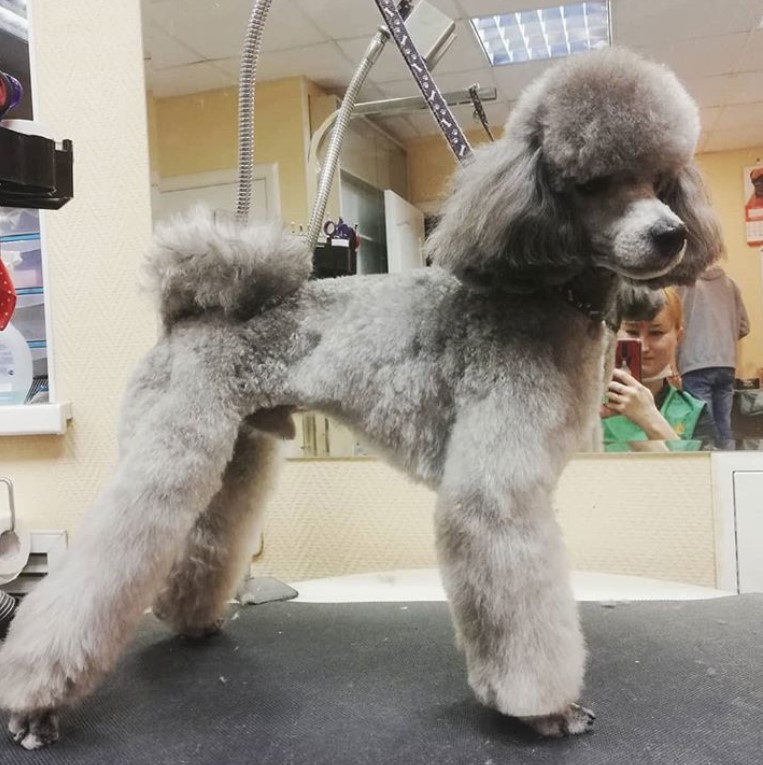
[0,48,723,750]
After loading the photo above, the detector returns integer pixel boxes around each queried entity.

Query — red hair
[660,287,683,332]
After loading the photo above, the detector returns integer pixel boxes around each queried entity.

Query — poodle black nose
[650,221,687,259]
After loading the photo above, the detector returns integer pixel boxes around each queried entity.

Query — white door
[732,471,763,592]
[152,165,280,224]
[384,190,425,273]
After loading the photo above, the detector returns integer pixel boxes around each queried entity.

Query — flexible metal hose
[306,28,389,252]
[235,0,273,223]
[0,589,15,634]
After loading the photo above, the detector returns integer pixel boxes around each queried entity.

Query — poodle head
[426,47,722,290]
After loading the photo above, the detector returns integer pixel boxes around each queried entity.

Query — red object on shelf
[0,256,17,330]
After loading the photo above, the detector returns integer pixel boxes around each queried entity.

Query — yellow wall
[696,148,763,378]
[407,135,763,377]
[150,78,314,226]
[406,127,503,211]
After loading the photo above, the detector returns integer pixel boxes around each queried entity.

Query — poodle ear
[424,138,585,288]
[656,163,724,286]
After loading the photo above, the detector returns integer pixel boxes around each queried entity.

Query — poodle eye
[655,176,673,201]
[575,176,612,196]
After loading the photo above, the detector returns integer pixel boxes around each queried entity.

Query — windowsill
[0,402,72,436]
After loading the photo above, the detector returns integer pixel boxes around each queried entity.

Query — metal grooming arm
[305,85,496,232]
[306,0,491,251]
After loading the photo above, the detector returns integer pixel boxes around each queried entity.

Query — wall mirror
[140,0,763,457]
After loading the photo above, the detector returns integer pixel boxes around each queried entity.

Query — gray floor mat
[1,595,761,764]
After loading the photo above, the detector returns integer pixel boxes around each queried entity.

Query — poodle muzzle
[599,198,688,281]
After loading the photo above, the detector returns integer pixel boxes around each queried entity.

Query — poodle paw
[8,710,60,750]
[154,606,224,639]
[179,617,224,640]
[519,703,595,737]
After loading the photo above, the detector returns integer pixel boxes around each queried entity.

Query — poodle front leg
[0,347,244,749]
[435,479,592,736]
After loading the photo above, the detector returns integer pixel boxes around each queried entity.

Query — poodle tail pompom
[143,206,312,327]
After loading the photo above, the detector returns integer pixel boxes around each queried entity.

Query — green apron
[602,385,706,452]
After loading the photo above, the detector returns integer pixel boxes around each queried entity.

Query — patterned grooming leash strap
[374,0,473,163]
[469,85,494,142]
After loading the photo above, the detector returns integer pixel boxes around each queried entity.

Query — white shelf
[0,402,72,436]
[316,237,350,248]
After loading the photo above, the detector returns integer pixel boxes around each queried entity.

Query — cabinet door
[153,167,279,224]
[384,190,425,274]
[732,471,763,592]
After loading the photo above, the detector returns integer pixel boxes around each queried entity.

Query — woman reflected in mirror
[601,288,718,449]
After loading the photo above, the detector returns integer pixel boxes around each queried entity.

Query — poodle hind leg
[435,406,590,737]
[0,338,246,748]
[153,417,283,637]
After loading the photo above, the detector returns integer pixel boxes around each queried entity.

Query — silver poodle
[0,49,721,749]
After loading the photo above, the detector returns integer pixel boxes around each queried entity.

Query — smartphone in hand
[615,338,642,382]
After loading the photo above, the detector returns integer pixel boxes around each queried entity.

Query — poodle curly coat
[0,48,721,749]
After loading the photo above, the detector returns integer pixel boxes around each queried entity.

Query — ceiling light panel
[471,1,610,67]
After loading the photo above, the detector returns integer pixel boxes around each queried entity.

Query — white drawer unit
[712,453,763,593]
[732,471,763,592]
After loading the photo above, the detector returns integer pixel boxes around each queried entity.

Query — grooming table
[1,579,761,764]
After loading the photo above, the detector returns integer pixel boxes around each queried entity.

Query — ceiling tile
[684,74,742,108]
[357,82,388,102]
[149,61,236,98]
[260,2,330,52]
[727,0,763,34]
[259,43,355,88]
[715,101,763,131]
[491,58,551,101]
[726,70,763,104]
[143,20,204,69]
[215,43,355,91]
[634,33,750,80]
[688,77,728,109]
[338,37,410,82]
[145,0,326,60]
[209,56,240,79]
[377,78,424,99]
[431,20,490,74]
[405,110,443,135]
[736,29,763,73]
[426,0,464,19]
[613,0,760,47]
[294,0,384,41]
[703,124,763,152]
[699,106,722,133]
